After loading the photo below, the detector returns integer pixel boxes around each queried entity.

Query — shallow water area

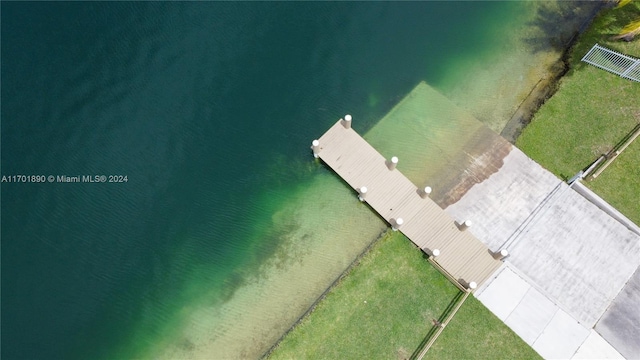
[150,174,386,359]
[437,1,602,133]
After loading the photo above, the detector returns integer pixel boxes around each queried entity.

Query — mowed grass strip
[517,2,640,225]
[268,231,540,360]
[423,297,540,360]
[587,139,640,224]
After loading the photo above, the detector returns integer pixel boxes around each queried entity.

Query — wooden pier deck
[315,119,503,289]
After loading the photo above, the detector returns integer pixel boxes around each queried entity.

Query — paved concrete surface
[477,265,589,359]
[595,267,640,359]
[573,330,624,359]
[477,265,625,359]
[447,147,640,328]
[534,309,591,359]
[503,281,558,345]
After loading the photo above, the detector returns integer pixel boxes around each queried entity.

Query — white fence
[581,43,640,82]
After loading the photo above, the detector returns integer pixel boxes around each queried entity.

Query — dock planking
[315,119,502,289]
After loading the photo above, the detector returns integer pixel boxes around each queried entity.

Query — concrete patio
[476,264,625,359]
[445,144,640,359]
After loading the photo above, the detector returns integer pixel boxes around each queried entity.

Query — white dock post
[420,186,432,199]
[431,249,440,257]
[458,220,472,231]
[492,249,509,260]
[387,156,398,170]
[392,217,403,231]
[468,281,477,291]
[341,114,352,129]
[311,140,320,158]
[358,186,368,202]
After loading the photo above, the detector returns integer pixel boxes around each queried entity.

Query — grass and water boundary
[517,1,640,225]
[267,231,539,360]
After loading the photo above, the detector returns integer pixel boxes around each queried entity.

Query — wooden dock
[314,119,503,289]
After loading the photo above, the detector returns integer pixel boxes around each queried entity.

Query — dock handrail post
[387,156,398,170]
[420,186,432,199]
[358,186,368,202]
[311,140,320,158]
[341,114,352,129]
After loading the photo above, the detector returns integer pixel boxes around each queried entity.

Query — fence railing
[581,43,640,82]
[412,290,471,360]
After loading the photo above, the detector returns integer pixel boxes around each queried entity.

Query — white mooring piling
[493,249,509,260]
[420,186,432,199]
[387,156,398,170]
[458,220,472,231]
[341,114,352,129]
[392,217,403,231]
[358,186,368,202]
[311,139,320,158]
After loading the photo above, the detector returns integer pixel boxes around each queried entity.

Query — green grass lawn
[268,231,540,360]
[517,2,640,225]
[423,297,540,360]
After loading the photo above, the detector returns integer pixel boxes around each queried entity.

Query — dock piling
[458,220,472,231]
[392,217,403,231]
[358,186,368,202]
[387,156,398,170]
[341,114,352,129]
[420,186,432,199]
[492,249,509,260]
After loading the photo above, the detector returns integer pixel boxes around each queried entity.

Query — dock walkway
[314,118,502,288]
